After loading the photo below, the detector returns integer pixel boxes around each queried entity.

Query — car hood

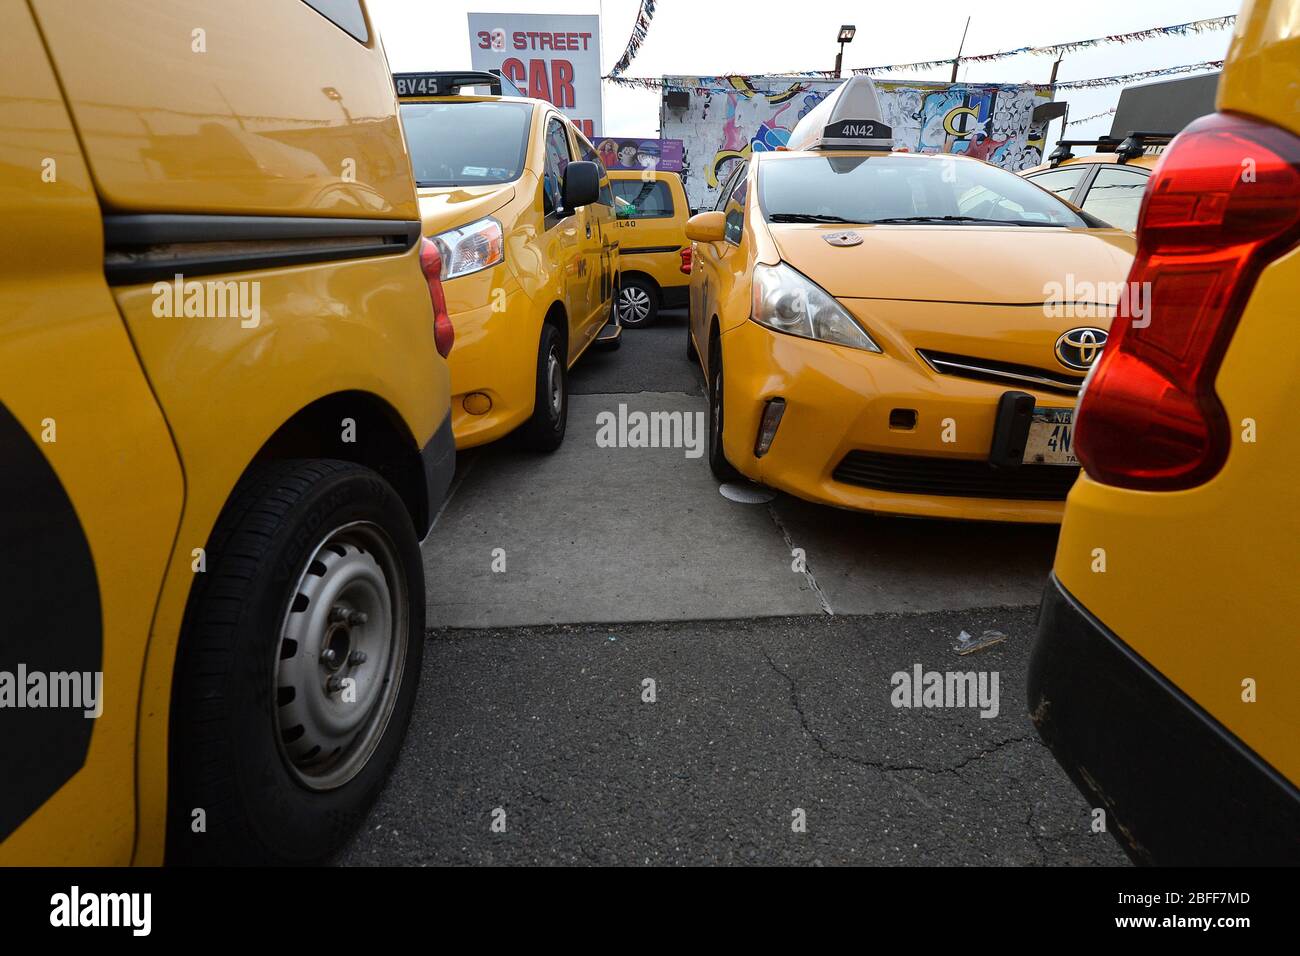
[417,182,517,235]
[767,224,1135,305]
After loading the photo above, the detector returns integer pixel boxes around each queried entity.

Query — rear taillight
[1076,113,1300,490]
[420,237,455,358]
[680,247,692,274]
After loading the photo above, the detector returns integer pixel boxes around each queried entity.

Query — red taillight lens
[1076,113,1300,490]
[680,247,692,274]
[420,237,455,358]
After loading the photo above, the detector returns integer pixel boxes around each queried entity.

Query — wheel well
[620,270,661,296]
[252,391,427,531]
[544,301,568,353]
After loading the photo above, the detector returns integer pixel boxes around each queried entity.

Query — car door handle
[586,223,592,238]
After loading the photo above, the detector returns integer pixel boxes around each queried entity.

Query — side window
[610,180,674,218]
[723,164,748,244]
[714,163,742,212]
[1024,165,1088,201]
[1080,165,1150,232]
[579,138,614,207]
[542,118,572,218]
[301,0,369,43]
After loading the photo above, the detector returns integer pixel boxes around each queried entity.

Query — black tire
[707,335,741,483]
[517,323,568,451]
[617,275,658,328]
[167,460,424,865]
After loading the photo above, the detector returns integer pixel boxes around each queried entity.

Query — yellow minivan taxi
[686,76,1134,523]
[396,72,621,451]
[1029,0,1300,865]
[1,0,452,866]
[608,169,692,327]
[1022,133,1167,232]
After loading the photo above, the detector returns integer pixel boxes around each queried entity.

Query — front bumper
[1029,574,1300,865]
[720,319,1075,522]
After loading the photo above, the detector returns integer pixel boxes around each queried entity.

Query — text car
[1029,0,1300,865]
[0,0,453,865]
[609,168,692,327]
[397,71,620,452]
[686,75,1135,523]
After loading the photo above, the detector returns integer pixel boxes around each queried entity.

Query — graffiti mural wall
[660,75,1053,210]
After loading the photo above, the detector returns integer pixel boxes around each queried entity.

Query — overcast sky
[368,0,1237,144]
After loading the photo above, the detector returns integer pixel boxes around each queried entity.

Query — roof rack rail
[1047,131,1176,167]
[393,70,522,99]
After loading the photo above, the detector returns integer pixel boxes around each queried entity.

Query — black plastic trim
[417,413,456,542]
[1029,574,1300,866]
[103,215,421,284]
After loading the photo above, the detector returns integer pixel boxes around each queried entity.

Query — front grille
[917,349,1086,396]
[833,450,1080,501]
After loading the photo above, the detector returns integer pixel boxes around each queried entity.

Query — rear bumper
[417,412,456,541]
[1029,574,1300,865]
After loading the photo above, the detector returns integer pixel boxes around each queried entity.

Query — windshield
[759,154,1092,227]
[399,101,532,187]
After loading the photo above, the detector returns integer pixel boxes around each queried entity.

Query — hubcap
[546,348,563,419]
[273,521,407,791]
[619,286,651,324]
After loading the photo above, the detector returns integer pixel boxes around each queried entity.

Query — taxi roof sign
[786,76,893,151]
[393,70,524,99]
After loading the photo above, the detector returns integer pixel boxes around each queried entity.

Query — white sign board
[468,13,602,138]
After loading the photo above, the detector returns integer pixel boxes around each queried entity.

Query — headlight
[751,262,881,352]
[430,217,504,280]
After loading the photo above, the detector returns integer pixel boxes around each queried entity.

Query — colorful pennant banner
[607,0,657,78]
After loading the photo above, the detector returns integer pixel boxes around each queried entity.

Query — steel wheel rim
[619,286,651,324]
[546,348,563,419]
[273,520,407,791]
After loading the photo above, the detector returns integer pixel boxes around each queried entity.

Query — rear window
[301,0,368,43]
[759,154,1091,228]
[611,180,674,218]
[399,101,532,187]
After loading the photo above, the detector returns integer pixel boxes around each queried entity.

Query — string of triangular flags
[605,14,1235,88]
[607,0,657,78]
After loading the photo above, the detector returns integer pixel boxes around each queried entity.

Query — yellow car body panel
[1054,0,1300,790]
[0,0,184,865]
[29,0,415,219]
[404,97,617,448]
[1031,0,1300,864]
[3,0,451,865]
[690,149,1134,522]
[609,169,691,307]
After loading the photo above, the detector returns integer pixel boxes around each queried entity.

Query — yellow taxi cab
[685,76,1134,523]
[1,0,453,865]
[1029,0,1300,865]
[395,72,620,451]
[1021,132,1168,232]
[608,169,692,327]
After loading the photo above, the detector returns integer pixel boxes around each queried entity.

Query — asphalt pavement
[340,308,1125,865]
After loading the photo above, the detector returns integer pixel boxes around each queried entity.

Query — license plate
[1023,407,1077,465]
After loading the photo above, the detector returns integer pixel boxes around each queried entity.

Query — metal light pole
[834,25,856,79]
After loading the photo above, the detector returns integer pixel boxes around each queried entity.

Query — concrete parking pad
[423,391,824,627]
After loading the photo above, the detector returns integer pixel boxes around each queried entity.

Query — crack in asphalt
[760,646,1036,777]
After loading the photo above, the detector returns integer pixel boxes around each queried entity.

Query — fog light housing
[463,392,492,415]
[754,398,786,457]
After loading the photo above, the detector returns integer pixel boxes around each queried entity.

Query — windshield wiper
[868,215,1060,226]
[767,212,859,224]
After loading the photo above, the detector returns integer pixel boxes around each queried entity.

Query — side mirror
[562,161,600,210]
[685,211,726,243]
